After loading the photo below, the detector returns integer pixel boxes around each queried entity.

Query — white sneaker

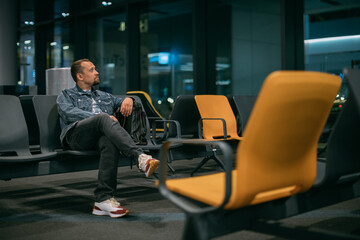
[138,153,160,177]
[92,198,129,218]
[109,197,121,207]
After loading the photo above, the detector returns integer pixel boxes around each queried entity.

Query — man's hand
[109,115,118,122]
[120,97,133,117]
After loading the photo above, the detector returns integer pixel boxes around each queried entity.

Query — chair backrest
[19,95,40,146]
[227,71,341,209]
[194,95,239,140]
[32,95,62,153]
[233,95,257,134]
[0,95,32,156]
[169,95,200,138]
[127,91,162,118]
[346,68,360,112]
[320,68,360,185]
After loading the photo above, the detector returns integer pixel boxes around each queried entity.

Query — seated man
[57,59,159,218]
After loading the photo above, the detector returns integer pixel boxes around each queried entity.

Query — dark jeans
[66,113,143,202]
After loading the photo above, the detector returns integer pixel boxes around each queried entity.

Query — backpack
[115,100,148,145]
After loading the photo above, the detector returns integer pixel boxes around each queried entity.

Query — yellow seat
[157,71,341,239]
[189,95,243,175]
[126,90,162,118]
[126,91,166,138]
[195,95,242,141]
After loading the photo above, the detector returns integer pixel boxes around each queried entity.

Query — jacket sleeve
[109,94,124,111]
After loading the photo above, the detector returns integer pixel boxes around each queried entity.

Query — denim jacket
[57,84,124,145]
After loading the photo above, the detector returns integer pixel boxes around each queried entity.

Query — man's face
[79,61,100,87]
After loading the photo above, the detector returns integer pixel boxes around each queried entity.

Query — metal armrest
[151,119,181,143]
[147,116,166,121]
[158,139,234,214]
[198,118,228,139]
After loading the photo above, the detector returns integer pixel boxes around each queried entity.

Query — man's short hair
[71,59,90,82]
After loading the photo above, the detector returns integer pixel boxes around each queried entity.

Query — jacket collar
[75,84,98,96]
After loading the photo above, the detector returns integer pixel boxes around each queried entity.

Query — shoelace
[109,197,121,207]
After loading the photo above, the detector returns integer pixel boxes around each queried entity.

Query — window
[305,1,360,103]
[305,2,360,74]
[140,0,193,117]
[48,22,73,68]
[220,0,282,95]
[88,13,127,94]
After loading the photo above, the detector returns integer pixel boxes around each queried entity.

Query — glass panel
[304,2,360,76]
[220,0,282,95]
[304,3,360,103]
[19,31,36,87]
[304,1,360,144]
[48,21,73,68]
[140,0,193,118]
[88,13,127,94]
[54,0,70,19]
[18,0,36,89]
[215,3,232,95]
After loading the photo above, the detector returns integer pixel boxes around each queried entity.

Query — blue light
[158,52,170,65]
[149,56,159,63]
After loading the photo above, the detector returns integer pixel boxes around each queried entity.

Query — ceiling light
[102,1,112,6]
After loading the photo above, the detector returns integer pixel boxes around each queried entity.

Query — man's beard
[93,77,100,86]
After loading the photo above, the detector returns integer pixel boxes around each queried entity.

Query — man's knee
[93,113,111,121]
[91,113,115,126]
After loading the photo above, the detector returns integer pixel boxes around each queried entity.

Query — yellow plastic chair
[126,91,162,118]
[157,71,341,239]
[195,95,242,140]
[126,91,166,138]
[190,95,243,175]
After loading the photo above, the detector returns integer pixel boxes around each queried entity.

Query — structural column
[281,0,305,70]
[0,0,18,86]
[192,0,217,94]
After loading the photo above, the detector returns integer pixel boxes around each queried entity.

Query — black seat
[315,68,360,186]
[32,95,99,157]
[168,95,200,139]
[19,95,40,148]
[0,95,57,164]
[232,95,257,134]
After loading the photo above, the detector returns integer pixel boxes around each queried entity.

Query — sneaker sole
[92,208,129,218]
[145,160,160,177]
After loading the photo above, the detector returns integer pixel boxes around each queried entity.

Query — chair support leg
[182,214,210,240]
[190,148,225,176]
[168,162,176,175]
[167,150,176,175]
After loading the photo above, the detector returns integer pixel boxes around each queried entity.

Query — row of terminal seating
[1,70,359,239]
[0,94,183,179]
[0,89,256,179]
